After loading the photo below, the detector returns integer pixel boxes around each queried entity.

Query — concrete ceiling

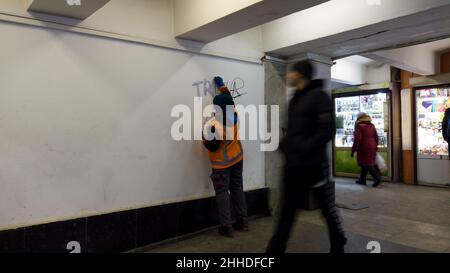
[343,55,377,65]
[331,81,353,90]
[363,37,450,75]
[27,0,110,20]
[174,0,329,43]
[266,2,450,60]
[421,37,450,53]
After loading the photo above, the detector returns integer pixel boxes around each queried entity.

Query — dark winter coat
[443,108,450,143]
[280,80,335,169]
[352,122,379,166]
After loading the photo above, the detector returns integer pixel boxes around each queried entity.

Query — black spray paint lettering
[192,80,215,98]
[192,78,247,99]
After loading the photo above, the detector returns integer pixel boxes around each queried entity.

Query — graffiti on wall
[192,78,248,99]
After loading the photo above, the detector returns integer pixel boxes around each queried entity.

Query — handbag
[375,153,388,172]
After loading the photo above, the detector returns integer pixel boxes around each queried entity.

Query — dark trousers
[210,160,247,227]
[266,166,346,254]
[359,165,381,184]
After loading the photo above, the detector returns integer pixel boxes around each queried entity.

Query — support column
[263,56,287,215]
[391,68,403,183]
[400,70,418,184]
[441,52,450,74]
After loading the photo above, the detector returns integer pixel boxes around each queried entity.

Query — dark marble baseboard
[0,188,269,253]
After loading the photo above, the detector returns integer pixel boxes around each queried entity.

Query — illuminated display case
[333,89,391,179]
[416,87,450,157]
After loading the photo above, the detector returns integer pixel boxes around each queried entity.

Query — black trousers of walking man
[266,165,347,253]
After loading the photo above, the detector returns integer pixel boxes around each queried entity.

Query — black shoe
[330,245,346,254]
[330,237,347,254]
[355,180,367,186]
[218,226,234,238]
[232,220,249,232]
[373,181,381,188]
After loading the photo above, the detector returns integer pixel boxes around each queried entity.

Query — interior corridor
[136,179,450,253]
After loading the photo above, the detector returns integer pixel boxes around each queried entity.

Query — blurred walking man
[266,60,347,254]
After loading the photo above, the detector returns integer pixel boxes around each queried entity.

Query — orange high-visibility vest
[207,119,243,170]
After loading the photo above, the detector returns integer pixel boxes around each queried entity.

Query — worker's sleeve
[203,126,221,152]
[219,86,232,96]
[287,92,335,155]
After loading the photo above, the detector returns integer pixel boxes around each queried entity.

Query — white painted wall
[0,0,264,62]
[332,56,390,86]
[366,64,391,84]
[173,0,261,36]
[401,89,413,150]
[0,20,265,230]
[365,38,450,76]
[367,46,436,76]
[332,58,367,85]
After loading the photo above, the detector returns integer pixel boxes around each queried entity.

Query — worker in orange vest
[203,76,248,238]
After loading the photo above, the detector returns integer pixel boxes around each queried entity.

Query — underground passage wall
[0,11,267,251]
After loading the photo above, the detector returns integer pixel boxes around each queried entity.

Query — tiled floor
[137,179,450,253]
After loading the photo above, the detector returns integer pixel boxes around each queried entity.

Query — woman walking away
[351,113,381,188]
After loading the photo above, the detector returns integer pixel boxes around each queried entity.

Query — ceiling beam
[174,0,329,43]
[263,0,450,59]
[27,0,110,20]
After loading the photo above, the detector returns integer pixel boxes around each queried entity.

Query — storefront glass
[415,86,450,187]
[334,92,391,177]
[416,87,450,156]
